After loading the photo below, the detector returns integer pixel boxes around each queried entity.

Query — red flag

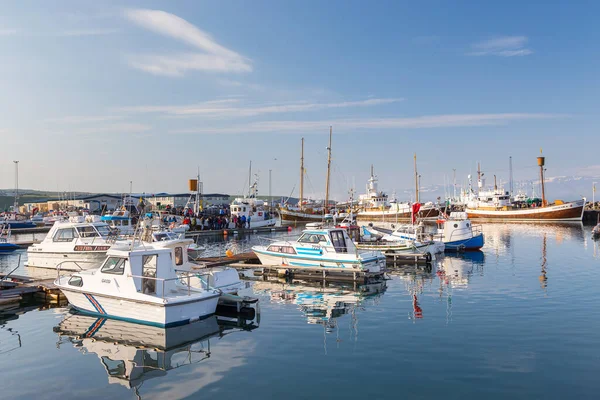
[411,203,421,224]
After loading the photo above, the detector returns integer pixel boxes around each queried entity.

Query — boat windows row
[52,225,112,242]
[267,245,297,254]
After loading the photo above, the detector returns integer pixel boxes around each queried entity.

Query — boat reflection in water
[254,278,386,336]
[54,312,258,396]
[437,251,485,288]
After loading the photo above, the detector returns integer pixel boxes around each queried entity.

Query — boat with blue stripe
[252,227,386,273]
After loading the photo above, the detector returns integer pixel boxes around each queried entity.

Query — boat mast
[509,156,514,198]
[300,138,304,211]
[13,160,19,212]
[538,151,546,207]
[414,154,419,203]
[248,160,252,197]
[325,126,332,212]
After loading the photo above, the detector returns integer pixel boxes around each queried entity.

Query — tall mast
[325,126,333,212]
[477,162,482,195]
[248,160,252,197]
[196,166,200,215]
[414,154,419,203]
[538,150,546,207]
[13,160,19,212]
[509,156,514,197]
[299,138,304,211]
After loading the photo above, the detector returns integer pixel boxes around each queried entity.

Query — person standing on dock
[240,215,246,229]
[247,215,251,228]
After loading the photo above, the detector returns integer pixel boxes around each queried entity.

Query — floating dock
[0,273,63,303]
[185,226,289,238]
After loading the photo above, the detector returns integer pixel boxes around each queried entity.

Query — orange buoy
[223,230,228,236]
[225,249,234,258]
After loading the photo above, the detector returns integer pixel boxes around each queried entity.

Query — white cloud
[57,28,121,37]
[78,123,151,134]
[0,29,17,36]
[171,113,564,134]
[118,98,402,118]
[44,115,125,123]
[468,36,533,57]
[124,8,251,76]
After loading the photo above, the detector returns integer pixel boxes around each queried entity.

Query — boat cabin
[67,248,181,298]
[289,228,358,254]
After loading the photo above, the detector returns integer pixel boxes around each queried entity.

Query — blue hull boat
[444,232,485,252]
[0,243,19,253]
[2,221,36,229]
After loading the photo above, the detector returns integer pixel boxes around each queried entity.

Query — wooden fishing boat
[465,155,585,222]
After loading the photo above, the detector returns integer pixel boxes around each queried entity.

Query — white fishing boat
[54,246,221,327]
[100,209,135,235]
[354,225,442,255]
[252,227,386,273]
[433,212,485,251]
[26,216,121,271]
[230,166,278,228]
[144,228,244,295]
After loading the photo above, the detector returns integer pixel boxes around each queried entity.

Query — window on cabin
[298,233,328,244]
[78,226,100,238]
[142,255,157,294]
[53,228,78,242]
[330,231,347,253]
[100,257,126,275]
[68,276,83,287]
[174,247,183,265]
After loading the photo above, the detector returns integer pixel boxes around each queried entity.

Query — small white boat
[26,216,121,271]
[433,212,485,251]
[252,227,386,273]
[54,246,221,327]
[146,229,244,295]
[360,225,444,255]
[100,210,135,235]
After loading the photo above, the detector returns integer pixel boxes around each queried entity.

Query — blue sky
[1,1,598,200]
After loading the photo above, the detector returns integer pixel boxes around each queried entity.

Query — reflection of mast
[539,233,548,290]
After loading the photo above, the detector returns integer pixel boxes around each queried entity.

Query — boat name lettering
[74,245,111,251]
[101,279,111,284]
[312,245,321,250]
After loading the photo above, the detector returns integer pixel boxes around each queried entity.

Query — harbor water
[1,223,599,399]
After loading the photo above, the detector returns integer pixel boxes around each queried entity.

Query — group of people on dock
[161,212,253,231]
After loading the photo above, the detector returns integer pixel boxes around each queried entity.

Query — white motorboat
[360,225,444,255]
[433,212,485,251]
[252,227,386,273]
[230,165,278,228]
[146,229,244,295]
[100,209,135,235]
[54,246,221,327]
[26,216,121,271]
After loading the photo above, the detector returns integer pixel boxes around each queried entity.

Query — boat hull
[444,233,485,251]
[2,221,36,229]
[279,209,324,224]
[465,199,585,222]
[58,288,220,328]
[231,217,278,229]
[356,207,440,224]
[25,251,107,270]
[252,247,385,273]
[0,243,19,253]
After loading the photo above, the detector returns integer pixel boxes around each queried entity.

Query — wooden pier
[0,273,63,303]
[185,226,290,238]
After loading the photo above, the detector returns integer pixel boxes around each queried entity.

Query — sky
[0,0,599,201]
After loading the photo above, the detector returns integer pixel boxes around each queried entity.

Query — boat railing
[126,270,216,299]
[56,260,99,279]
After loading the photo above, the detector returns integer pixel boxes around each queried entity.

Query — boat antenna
[509,156,514,198]
[325,126,332,213]
[13,161,19,212]
[414,154,419,203]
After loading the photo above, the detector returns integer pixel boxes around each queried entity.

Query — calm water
[1,224,600,399]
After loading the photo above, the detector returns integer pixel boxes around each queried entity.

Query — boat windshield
[298,233,328,244]
[95,225,113,237]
